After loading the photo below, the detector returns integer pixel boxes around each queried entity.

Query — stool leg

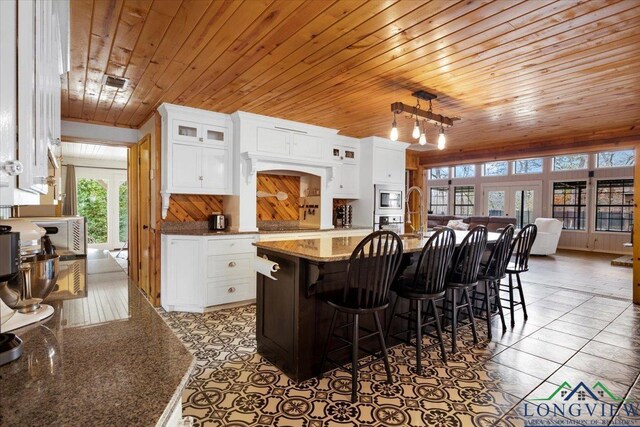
[494,280,507,332]
[385,294,399,342]
[516,272,528,321]
[351,313,359,403]
[415,299,422,375]
[508,273,515,327]
[484,281,492,340]
[431,299,447,363]
[463,288,479,345]
[374,311,392,384]
[319,309,338,379]
[451,288,458,354]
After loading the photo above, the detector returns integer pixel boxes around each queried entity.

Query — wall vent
[102,74,129,90]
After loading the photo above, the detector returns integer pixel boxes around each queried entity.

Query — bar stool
[386,228,456,373]
[502,224,537,327]
[318,230,404,403]
[475,224,515,339]
[444,226,488,353]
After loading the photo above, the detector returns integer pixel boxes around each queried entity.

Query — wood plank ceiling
[63,0,640,161]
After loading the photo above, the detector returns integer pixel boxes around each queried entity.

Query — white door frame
[75,167,127,250]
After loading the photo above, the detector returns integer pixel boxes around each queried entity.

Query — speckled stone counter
[254,230,501,262]
[0,260,195,427]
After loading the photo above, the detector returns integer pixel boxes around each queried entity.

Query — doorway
[482,182,542,228]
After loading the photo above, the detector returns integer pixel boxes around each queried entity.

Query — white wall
[426,154,633,255]
[61,120,138,145]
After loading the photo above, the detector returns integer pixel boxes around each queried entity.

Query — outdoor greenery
[119,182,128,243]
[77,178,108,244]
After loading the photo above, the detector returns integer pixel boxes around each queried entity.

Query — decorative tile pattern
[159,283,640,426]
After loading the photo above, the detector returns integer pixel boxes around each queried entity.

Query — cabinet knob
[228,287,236,293]
[199,176,203,181]
[340,156,344,160]
[228,261,236,267]
[340,185,343,188]
[388,174,391,178]
[199,137,203,142]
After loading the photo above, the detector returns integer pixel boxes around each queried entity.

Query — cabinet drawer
[206,253,253,279]
[206,278,255,306]
[206,238,256,255]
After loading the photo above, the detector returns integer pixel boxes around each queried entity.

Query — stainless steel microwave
[374,184,404,213]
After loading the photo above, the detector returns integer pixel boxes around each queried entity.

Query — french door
[76,168,128,250]
[482,182,542,228]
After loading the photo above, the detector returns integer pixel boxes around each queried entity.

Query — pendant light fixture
[411,102,421,139]
[437,125,446,150]
[390,112,398,141]
[418,120,427,145]
[389,90,459,147]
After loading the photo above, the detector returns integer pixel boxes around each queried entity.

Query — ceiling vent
[102,74,129,90]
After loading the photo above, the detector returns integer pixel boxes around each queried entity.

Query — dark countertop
[254,230,501,262]
[0,258,195,427]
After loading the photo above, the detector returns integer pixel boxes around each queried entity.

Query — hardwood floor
[524,249,632,300]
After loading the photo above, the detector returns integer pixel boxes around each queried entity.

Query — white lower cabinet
[161,234,257,313]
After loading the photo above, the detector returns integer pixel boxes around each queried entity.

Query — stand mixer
[0,220,58,364]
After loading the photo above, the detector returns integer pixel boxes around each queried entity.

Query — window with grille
[595,179,633,232]
[454,186,475,216]
[429,187,449,215]
[552,181,587,230]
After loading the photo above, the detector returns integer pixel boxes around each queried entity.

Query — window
[482,161,508,176]
[454,186,475,216]
[453,165,475,178]
[552,181,587,230]
[429,167,449,180]
[429,187,449,215]
[595,179,633,232]
[513,158,543,174]
[597,150,635,168]
[553,154,588,171]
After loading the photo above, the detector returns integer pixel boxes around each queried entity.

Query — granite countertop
[0,259,195,427]
[254,230,500,262]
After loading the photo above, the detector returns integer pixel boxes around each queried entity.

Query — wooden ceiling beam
[417,129,640,168]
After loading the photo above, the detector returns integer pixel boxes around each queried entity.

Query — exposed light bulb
[437,127,446,150]
[412,118,420,139]
[390,121,398,141]
[418,132,426,145]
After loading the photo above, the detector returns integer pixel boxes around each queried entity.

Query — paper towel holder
[262,255,280,271]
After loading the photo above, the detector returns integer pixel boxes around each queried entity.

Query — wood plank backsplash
[257,174,300,221]
[165,194,223,222]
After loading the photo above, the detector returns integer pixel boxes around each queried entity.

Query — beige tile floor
[161,270,640,426]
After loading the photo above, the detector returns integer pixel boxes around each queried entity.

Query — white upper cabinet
[331,142,360,198]
[256,127,290,155]
[15,0,68,195]
[159,103,233,218]
[374,146,406,185]
[291,133,322,159]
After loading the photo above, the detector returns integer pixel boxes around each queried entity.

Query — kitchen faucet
[405,186,425,238]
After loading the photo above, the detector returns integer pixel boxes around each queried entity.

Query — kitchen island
[0,257,194,426]
[254,231,499,382]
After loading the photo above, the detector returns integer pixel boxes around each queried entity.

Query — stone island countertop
[253,230,501,262]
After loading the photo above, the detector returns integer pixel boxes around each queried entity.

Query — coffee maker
[0,226,23,365]
[334,204,353,228]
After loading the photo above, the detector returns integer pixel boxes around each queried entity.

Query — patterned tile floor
[160,281,640,427]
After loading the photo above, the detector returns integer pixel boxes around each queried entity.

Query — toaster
[209,214,226,231]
